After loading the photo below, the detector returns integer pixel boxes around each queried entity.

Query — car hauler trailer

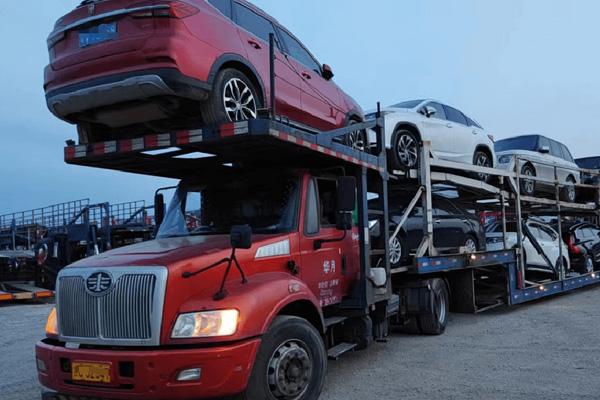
[35,107,600,399]
[0,199,155,298]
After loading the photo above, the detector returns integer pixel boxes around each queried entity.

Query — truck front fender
[170,272,323,344]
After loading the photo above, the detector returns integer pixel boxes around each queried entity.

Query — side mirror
[322,64,334,81]
[424,106,437,118]
[539,146,550,154]
[336,177,356,231]
[230,225,252,249]
[154,193,165,228]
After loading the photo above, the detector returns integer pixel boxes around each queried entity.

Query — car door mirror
[230,225,252,249]
[154,193,165,228]
[539,146,550,154]
[336,176,356,231]
[424,106,437,118]
[322,64,334,81]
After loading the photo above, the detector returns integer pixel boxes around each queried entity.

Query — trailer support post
[514,156,526,288]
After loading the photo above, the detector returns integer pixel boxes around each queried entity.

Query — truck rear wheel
[418,278,449,335]
[242,316,326,400]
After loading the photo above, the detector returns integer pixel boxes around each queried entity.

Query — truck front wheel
[242,316,326,400]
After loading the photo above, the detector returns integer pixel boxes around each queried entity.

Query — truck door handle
[302,72,312,80]
[247,39,262,49]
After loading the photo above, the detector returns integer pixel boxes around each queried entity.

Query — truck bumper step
[327,342,357,360]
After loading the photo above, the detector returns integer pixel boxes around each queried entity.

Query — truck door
[300,176,357,307]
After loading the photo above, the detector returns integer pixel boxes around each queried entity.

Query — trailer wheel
[242,316,326,400]
[201,68,262,125]
[418,279,449,335]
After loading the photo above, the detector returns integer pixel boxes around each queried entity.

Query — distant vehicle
[374,193,485,267]
[495,135,580,202]
[367,99,495,180]
[486,219,570,275]
[576,156,600,185]
[558,221,600,273]
[45,0,363,144]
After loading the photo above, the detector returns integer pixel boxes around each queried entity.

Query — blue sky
[1,0,599,213]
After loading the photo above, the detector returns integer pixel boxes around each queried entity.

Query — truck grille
[57,267,167,346]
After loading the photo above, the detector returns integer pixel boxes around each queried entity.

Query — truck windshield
[157,174,300,238]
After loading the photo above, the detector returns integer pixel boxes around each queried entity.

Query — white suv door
[442,105,474,164]
[417,101,451,159]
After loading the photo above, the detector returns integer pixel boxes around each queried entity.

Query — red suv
[45,0,363,143]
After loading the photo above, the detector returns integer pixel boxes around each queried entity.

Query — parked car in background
[576,156,600,185]
[372,193,485,267]
[45,0,363,143]
[486,219,570,275]
[366,100,495,181]
[495,135,581,202]
[557,221,600,273]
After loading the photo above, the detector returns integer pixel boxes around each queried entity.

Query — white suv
[495,135,581,202]
[368,99,496,182]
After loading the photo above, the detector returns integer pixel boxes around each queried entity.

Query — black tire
[417,278,449,335]
[388,233,405,268]
[241,316,326,400]
[390,129,419,171]
[560,176,577,203]
[345,120,368,152]
[520,164,536,197]
[201,68,262,126]
[472,149,493,183]
[76,122,106,144]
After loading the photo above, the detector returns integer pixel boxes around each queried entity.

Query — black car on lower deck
[372,193,486,267]
[558,221,600,273]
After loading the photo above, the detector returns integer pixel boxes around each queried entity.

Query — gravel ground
[3,287,600,400]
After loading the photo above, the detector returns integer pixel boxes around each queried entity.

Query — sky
[1,0,600,213]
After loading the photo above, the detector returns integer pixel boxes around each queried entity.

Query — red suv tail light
[130,1,199,19]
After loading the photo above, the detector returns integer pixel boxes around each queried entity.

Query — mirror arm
[314,230,347,250]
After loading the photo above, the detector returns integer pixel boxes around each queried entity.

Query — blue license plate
[79,22,118,48]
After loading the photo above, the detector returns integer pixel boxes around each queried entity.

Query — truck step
[324,316,348,328]
[327,342,357,360]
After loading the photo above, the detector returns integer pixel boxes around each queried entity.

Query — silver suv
[495,134,580,202]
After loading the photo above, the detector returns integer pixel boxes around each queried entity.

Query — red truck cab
[37,168,363,399]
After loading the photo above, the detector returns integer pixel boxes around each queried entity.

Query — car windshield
[157,173,300,238]
[390,100,424,109]
[495,136,539,152]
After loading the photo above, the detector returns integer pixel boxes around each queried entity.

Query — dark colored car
[373,194,485,267]
[559,221,600,273]
[45,0,363,143]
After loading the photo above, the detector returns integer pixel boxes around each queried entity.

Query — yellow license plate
[72,362,112,384]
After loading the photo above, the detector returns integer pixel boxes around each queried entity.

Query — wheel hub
[397,134,418,167]
[389,236,402,264]
[268,340,312,399]
[223,78,257,122]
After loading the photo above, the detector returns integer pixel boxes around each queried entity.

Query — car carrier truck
[36,38,600,400]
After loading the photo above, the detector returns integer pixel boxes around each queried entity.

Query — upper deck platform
[64,119,386,180]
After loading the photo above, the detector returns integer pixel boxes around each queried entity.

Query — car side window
[423,102,446,120]
[443,105,468,125]
[550,140,562,158]
[304,179,319,235]
[560,144,575,163]
[537,136,550,151]
[466,116,482,129]
[234,3,276,43]
[208,0,232,18]
[538,226,556,241]
[276,27,321,74]
[316,179,337,226]
[432,200,451,216]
